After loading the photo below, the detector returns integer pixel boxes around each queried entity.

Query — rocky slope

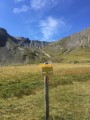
[0,28,50,65]
[43,28,90,63]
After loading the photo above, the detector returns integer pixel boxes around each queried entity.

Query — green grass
[0,64,90,120]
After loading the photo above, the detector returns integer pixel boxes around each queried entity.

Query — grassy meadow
[0,63,90,120]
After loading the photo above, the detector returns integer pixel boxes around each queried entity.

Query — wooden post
[40,63,53,120]
[44,76,49,120]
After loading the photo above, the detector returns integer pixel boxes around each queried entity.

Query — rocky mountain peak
[0,28,7,35]
[0,28,8,47]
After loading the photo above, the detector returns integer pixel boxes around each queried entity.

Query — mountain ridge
[43,27,90,63]
[0,27,90,65]
[0,27,50,65]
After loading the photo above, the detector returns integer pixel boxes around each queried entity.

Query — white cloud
[30,0,46,10]
[39,17,66,40]
[13,5,29,13]
[15,0,24,3]
[30,0,73,11]
[30,0,58,10]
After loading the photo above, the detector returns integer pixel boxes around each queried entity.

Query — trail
[41,50,51,58]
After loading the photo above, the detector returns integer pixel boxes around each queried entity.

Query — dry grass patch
[54,63,90,75]
[0,64,41,79]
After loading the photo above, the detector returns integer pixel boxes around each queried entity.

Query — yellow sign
[40,63,53,75]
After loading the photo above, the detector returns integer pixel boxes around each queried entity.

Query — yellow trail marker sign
[39,63,53,75]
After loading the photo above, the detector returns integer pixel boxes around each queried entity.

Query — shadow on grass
[51,74,90,88]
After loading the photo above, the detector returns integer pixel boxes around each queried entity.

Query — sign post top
[40,63,52,68]
[39,62,53,76]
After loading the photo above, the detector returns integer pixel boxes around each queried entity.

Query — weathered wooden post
[44,75,49,120]
[40,62,53,120]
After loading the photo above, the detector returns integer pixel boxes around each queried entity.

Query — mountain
[0,27,50,65]
[43,28,90,63]
[0,27,90,65]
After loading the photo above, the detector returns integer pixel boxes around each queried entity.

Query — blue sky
[0,0,90,41]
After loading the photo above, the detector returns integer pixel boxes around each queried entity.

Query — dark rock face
[0,28,7,35]
[0,28,8,47]
[15,37,50,48]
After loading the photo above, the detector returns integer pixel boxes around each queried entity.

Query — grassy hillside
[43,46,90,63]
[43,28,90,63]
[0,64,90,120]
